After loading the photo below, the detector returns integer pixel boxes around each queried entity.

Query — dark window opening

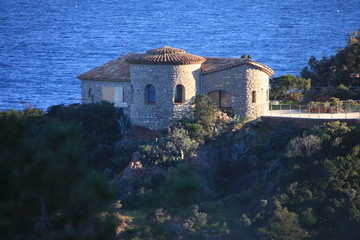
[174,84,184,103]
[145,84,156,103]
[208,90,232,108]
[252,91,256,103]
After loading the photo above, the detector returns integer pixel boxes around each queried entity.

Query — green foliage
[299,208,317,228]
[139,128,198,167]
[47,102,122,169]
[269,126,297,150]
[301,30,360,87]
[183,122,206,141]
[5,100,358,239]
[193,94,219,127]
[304,87,360,101]
[285,135,321,158]
[157,164,205,210]
[47,102,121,144]
[121,165,207,239]
[0,114,115,240]
[94,212,123,240]
[306,121,353,156]
[270,74,311,100]
[117,114,131,135]
[258,201,308,240]
[0,107,45,118]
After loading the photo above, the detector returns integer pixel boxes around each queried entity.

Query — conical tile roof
[126,46,206,65]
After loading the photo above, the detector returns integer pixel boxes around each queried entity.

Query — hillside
[1,99,359,239]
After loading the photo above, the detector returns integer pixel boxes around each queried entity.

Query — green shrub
[47,102,123,170]
[300,208,317,227]
[258,202,307,240]
[193,94,219,127]
[183,122,206,140]
[336,84,350,91]
[269,127,297,150]
[0,115,115,239]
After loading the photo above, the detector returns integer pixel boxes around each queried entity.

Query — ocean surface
[0,0,359,110]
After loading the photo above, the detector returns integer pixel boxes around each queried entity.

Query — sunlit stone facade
[77,46,274,130]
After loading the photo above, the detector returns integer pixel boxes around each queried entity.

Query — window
[208,90,232,108]
[145,84,156,103]
[252,91,256,103]
[174,84,184,103]
[102,86,126,107]
[88,88,94,102]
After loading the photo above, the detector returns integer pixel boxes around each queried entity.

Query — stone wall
[80,63,270,129]
[244,68,270,119]
[130,64,201,130]
[202,65,269,120]
[81,80,131,114]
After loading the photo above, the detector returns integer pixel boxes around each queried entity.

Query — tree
[301,30,360,87]
[193,94,219,127]
[47,102,123,170]
[0,113,116,240]
[258,200,308,240]
[270,74,311,100]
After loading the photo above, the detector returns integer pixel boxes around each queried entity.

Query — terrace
[265,100,360,119]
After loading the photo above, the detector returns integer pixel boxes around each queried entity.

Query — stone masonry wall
[130,64,201,130]
[245,68,270,119]
[202,65,269,120]
[81,80,131,115]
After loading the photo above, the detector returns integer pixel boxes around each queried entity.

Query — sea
[0,0,359,111]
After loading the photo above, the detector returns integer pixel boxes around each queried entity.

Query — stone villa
[77,46,274,130]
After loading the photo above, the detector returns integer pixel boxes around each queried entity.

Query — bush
[269,126,297,150]
[193,95,219,127]
[0,115,116,239]
[258,201,308,240]
[47,102,123,169]
[139,128,199,168]
[183,122,206,141]
[285,135,321,158]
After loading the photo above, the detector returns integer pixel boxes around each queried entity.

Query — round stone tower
[126,46,206,130]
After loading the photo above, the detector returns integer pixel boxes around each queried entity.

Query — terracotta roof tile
[126,46,206,65]
[201,57,274,76]
[77,48,274,82]
[76,54,131,82]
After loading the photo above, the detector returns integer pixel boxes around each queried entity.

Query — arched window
[88,88,92,97]
[174,84,184,103]
[252,91,256,103]
[145,84,156,103]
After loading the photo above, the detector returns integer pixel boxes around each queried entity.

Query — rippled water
[0,0,359,110]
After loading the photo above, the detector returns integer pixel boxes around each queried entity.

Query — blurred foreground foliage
[1,99,359,239]
[0,110,117,240]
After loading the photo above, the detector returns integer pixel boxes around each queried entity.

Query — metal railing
[268,100,360,119]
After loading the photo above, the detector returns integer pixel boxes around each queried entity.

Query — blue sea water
[0,0,359,110]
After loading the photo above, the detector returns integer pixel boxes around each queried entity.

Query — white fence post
[289,104,292,117]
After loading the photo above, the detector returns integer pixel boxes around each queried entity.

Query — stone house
[77,46,274,130]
